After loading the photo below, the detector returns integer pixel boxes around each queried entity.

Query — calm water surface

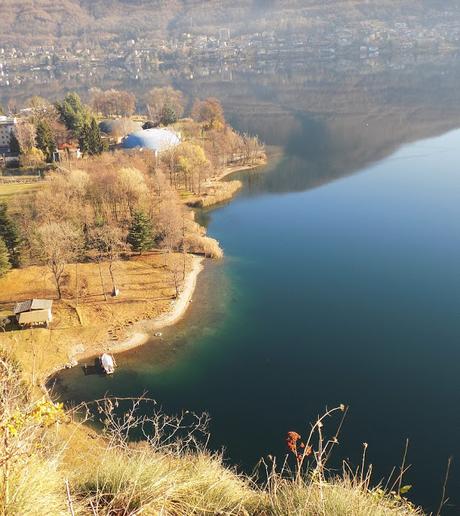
[53,96,460,512]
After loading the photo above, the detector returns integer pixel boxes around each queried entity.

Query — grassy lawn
[0,182,42,203]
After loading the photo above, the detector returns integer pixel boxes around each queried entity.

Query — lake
[49,59,460,512]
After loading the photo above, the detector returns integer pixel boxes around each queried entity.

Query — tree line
[6,87,264,173]
[0,87,265,300]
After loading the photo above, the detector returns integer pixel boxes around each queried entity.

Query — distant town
[2,14,460,99]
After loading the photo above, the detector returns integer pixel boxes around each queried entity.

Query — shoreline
[43,255,204,391]
[42,159,267,391]
[185,159,267,208]
[213,160,266,182]
[67,256,204,365]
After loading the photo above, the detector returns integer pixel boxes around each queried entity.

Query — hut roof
[14,299,53,315]
[17,309,51,325]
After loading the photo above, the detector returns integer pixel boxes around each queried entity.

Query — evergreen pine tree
[0,237,11,277]
[89,118,104,155]
[55,92,89,134]
[160,105,177,126]
[78,122,91,156]
[79,118,104,156]
[9,131,20,155]
[127,211,153,254]
[0,203,20,267]
[36,120,57,162]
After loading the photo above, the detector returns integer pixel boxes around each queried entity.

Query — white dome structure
[122,128,180,154]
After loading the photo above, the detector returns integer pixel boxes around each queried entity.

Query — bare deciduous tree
[191,98,225,130]
[37,222,82,299]
[88,224,128,296]
[145,87,185,123]
[13,122,36,153]
[90,88,136,118]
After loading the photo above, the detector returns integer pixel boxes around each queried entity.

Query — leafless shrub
[74,395,211,454]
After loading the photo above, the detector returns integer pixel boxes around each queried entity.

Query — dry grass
[186,234,224,259]
[266,475,423,516]
[4,456,70,515]
[0,352,424,516]
[73,447,260,515]
[186,180,243,208]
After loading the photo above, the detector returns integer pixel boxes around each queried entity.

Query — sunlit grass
[0,182,42,203]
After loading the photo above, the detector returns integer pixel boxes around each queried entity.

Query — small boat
[99,353,116,375]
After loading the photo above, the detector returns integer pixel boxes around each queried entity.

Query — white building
[122,128,181,157]
[0,116,17,153]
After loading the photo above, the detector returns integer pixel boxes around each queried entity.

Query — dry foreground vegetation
[0,96,425,514]
[0,353,425,515]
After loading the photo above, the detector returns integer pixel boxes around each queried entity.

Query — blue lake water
[54,122,460,513]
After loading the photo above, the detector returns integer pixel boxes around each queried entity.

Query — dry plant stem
[65,479,75,516]
[384,465,397,492]
[74,395,211,455]
[323,405,348,466]
[2,432,9,513]
[296,405,347,483]
[397,438,410,494]
[436,456,452,516]
[361,442,368,483]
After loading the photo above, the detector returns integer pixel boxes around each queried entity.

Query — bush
[74,447,259,515]
[185,234,223,259]
[0,237,11,276]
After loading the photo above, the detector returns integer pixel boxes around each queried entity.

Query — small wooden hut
[14,299,53,328]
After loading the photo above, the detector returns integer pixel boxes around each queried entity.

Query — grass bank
[0,181,42,203]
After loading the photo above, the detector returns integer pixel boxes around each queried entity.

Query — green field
[0,182,42,203]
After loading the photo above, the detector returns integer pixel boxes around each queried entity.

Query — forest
[0,87,265,302]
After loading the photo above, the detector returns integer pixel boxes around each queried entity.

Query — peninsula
[0,89,266,386]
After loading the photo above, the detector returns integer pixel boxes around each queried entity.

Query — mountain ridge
[1,0,459,48]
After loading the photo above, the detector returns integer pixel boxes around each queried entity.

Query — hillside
[1,0,459,47]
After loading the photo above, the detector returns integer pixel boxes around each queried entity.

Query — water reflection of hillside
[179,58,460,193]
[5,56,460,193]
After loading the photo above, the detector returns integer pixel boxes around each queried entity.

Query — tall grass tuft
[3,457,70,515]
[266,474,423,515]
[74,447,260,515]
[0,349,73,515]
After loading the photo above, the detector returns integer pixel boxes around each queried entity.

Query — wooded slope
[1,0,458,47]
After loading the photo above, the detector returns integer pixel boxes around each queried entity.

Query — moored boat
[99,353,116,374]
